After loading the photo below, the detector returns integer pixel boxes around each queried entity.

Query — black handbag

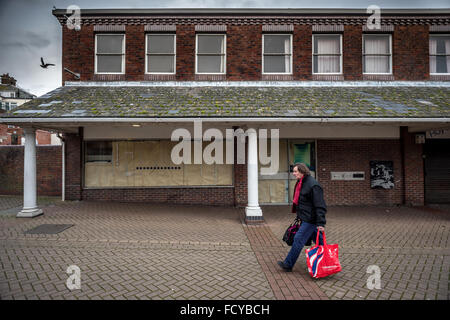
[282,218,301,246]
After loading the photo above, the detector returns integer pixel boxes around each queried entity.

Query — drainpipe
[57,133,65,201]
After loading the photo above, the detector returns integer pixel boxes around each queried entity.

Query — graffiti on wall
[370,161,394,189]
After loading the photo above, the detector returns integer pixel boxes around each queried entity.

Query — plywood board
[86,139,233,187]
[258,180,271,203]
[184,164,203,185]
[85,162,114,187]
[269,180,287,203]
[216,164,233,185]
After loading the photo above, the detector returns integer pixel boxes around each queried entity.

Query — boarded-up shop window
[84,140,232,188]
[258,139,289,204]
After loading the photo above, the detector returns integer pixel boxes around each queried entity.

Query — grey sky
[0,0,449,96]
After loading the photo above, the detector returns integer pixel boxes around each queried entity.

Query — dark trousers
[283,221,323,268]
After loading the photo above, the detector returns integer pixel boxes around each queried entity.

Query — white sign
[331,172,365,181]
[426,129,450,139]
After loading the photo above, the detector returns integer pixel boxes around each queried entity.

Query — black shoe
[277,261,292,272]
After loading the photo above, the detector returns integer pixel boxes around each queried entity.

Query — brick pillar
[64,128,82,200]
[233,128,248,207]
[400,127,424,206]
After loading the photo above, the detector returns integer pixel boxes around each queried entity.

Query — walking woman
[278,163,327,272]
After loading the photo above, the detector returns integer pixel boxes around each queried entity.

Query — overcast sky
[0,0,449,96]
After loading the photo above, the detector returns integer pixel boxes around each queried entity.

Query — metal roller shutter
[424,139,450,204]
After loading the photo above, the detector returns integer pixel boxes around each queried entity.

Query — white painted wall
[83,123,400,140]
[50,133,62,145]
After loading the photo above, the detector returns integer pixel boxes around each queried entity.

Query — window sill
[144,74,176,81]
[262,74,294,81]
[194,74,226,81]
[93,74,126,81]
[363,74,395,81]
[430,74,450,81]
[312,74,344,81]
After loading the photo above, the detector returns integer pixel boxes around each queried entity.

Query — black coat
[291,175,327,227]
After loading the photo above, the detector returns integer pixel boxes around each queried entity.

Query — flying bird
[40,57,55,69]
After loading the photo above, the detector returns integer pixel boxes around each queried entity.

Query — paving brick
[1,199,449,301]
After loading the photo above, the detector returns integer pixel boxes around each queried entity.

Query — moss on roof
[1,85,449,118]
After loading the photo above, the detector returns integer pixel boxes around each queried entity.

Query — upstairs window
[196,34,226,74]
[430,35,450,74]
[363,34,392,74]
[95,34,125,74]
[313,34,342,74]
[146,34,176,74]
[262,34,292,74]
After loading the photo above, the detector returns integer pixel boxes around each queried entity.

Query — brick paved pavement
[0,197,448,300]
[264,205,450,300]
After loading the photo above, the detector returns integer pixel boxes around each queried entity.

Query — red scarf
[293,177,304,205]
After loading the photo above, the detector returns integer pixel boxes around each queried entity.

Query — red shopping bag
[305,231,341,279]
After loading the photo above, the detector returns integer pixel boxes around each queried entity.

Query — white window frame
[95,34,126,74]
[362,34,392,75]
[195,34,226,75]
[262,34,293,75]
[145,33,176,75]
[312,34,343,75]
[429,34,450,75]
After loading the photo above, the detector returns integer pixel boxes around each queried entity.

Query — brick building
[0,73,56,146]
[0,8,449,219]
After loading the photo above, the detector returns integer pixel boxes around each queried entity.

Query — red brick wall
[126,25,145,81]
[0,127,53,146]
[63,25,95,83]
[61,23,432,82]
[176,25,195,80]
[0,124,10,145]
[234,164,247,206]
[227,25,261,81]
[393,25,429,80]
[0,145,62,196]
[36,130,52,145]
[64,131,83,200]
[294,25,312,80]
[344,25,363,80]
[82,187,235,205]
[401,127,424,206]
[317,139,404,206]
